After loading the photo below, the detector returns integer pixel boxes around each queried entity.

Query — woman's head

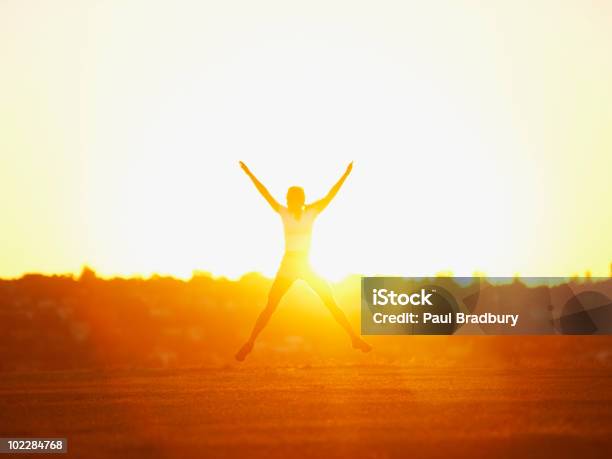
[286,186,305,211]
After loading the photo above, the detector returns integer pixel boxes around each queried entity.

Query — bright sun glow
[1,0,611,280]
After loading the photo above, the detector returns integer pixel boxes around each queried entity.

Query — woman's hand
[239,161,251,175]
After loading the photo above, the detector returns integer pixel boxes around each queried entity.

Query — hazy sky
[1,0,611,279]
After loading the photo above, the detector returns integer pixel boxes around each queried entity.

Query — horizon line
[2,266,611,284]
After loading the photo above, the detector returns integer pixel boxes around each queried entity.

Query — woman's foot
[352,337,372,353]
[235,341,254,361]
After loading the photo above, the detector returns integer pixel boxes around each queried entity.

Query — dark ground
[1,365,611,458]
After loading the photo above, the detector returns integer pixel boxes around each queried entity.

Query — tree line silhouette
[0,268,610,372]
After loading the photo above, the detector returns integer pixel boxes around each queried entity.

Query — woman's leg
[235,274,295,361]
[303,272,372,352]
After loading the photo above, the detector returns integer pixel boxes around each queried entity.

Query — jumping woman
[235,161,372,361]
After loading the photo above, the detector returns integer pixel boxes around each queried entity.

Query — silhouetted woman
[235,161,372,361]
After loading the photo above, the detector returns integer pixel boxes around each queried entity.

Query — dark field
[1,365,611,458]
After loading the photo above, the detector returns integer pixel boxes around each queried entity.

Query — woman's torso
[279,207,317,254]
